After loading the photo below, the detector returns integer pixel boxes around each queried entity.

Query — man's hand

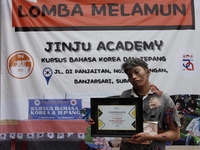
[88,117,95,125]
[128,132,151,143]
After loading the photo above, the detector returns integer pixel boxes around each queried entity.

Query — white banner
[1,0,200,121]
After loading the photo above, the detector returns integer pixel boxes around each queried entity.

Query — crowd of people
[171,94,200,146]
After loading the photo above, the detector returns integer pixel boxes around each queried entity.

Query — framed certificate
[90,97,143,137]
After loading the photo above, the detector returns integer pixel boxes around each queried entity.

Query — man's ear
[146,69,151,76]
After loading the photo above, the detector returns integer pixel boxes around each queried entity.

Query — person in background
[185,117,200,145]
[185,95,198,116]
[89,57,180,150]
[170,99,187,145]
[175,99,186,130]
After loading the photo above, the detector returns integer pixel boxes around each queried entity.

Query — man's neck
[134,82,151,96]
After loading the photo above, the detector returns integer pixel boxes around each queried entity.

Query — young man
[89,58,180,150]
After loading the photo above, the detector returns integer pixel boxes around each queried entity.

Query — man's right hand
[88,117,95,125]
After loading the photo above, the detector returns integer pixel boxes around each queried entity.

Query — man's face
[191,99,196,104]
[126,66,150,89]
[175,102,181,111]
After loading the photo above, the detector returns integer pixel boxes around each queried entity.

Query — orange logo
[7,51,34,79]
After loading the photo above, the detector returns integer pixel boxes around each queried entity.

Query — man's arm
[188,131,194,136]
[129,121,180,143]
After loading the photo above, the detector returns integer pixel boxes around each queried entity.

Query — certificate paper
[98,105,136,130]
[91,97,143,137]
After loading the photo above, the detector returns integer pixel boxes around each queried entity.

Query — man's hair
[190,95,198,100]
[175,99,185,111]
[121,57,148,74]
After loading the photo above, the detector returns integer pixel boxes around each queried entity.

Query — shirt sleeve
[163,93,181,127]
[186,119,196,131]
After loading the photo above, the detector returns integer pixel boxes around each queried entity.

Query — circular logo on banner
[34,99,40,106]
[7,51,34,79]
[70,99,77,106]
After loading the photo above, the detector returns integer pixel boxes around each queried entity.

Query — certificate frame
[91,97,143,137]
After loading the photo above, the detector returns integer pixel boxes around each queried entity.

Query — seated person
[185,95,198,116]
[185,118,200,145]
